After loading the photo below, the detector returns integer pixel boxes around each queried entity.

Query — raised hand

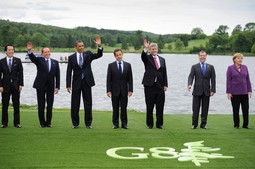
[144,39,150,49]
[27,41,33,51]
[94,35,102,47]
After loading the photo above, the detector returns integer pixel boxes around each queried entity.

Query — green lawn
[0,107,254,169]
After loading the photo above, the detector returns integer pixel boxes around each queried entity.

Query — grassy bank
[0,106,254,169]
[13,39,255,56]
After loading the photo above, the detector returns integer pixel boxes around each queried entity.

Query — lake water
[1,52,254,114]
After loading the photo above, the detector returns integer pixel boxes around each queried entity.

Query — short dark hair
[4,44,15,51]
[75,40,84,47]
[198,50,206,55]
[113,49,123,56]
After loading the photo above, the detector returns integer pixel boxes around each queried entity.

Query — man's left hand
[94,35,102,47]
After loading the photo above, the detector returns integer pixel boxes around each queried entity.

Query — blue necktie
[118,62,122,74]
[202,62,206,76]
[8,59,12,72]
[46,59,49,72]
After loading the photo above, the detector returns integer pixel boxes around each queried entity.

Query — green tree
[50,35,58,48]
[196,33,207,39]
[32,32,50,47]
[191,27,204,35]
[209,33,229,50]
[167,44,173,51]
[251,44,255,53]
[232,24,242,35]
[121,39,128,50]
[215,25,229,35]
[231,33,247,52]
[134,30,143,50]
[14,35,28,47]
[1,24,20,45]
[175,38,184,51]
[244,22,255,31]
[191,27,204,39]
[157,34,165,50]
[180,34,189,48]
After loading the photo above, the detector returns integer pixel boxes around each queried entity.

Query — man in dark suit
[188,50,216,129]
[141,40,168,129]
[0,44,24,128]
[27,42,60,128]
[106,49,133,129]
[66,36,103,129]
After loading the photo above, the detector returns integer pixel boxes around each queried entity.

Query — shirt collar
[6,56,13,60]
[200,62,206,66]
[116,60,123,64]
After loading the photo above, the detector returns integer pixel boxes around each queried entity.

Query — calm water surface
[1,52,254,114]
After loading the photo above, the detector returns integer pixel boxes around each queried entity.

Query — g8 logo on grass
[106,141,234,167]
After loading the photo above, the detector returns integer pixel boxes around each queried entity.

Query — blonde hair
[149,43,158,49]
[233,53,243,63]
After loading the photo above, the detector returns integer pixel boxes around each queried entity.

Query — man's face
[42,48,51,59]
[76,42,84,53]
[199,52,207,63]
[114,51,123,61]
[150,46,158,56]
[5,46,14,58]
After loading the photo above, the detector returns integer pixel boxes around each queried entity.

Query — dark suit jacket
[66,49,103,89]
[141,51,168,88]
[188,63,216,96]
[106,61,133,96]
[0,57,24,92]
[28,53,60,91]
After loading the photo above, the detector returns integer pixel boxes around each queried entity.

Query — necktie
[202,62,206,76]
[154,56,159,70]
[79,53,83,68]
[8,59,12,72]
[118,61,122,74]
[46,59,50,72]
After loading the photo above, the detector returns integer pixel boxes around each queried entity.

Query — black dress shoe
[192,125,197,129]
[46,125,52,128]
[40,125,45,128]
[234,126,239,129]
[1,124,7,128]
[200,126,207,129]
[72,126,79,129]
[86,125,92,129]
[243,126,250,129]
[156,126,163,129]
[122,125,128,129]
[113,125,119,129]
[15,124,21,128]
[147,126,153,129]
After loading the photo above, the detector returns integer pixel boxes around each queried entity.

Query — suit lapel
[122,62,126,74]
[205,64,210,76]
[159,57,164,69]
[3,58,9,72]
[49,59,55,73]
[82,52,87,68]
[149,55,157,70]
[4,57,13,73]
[42,57,48,72]
[197,63,203,76]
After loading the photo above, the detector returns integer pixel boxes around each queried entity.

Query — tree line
[0,19,254,54]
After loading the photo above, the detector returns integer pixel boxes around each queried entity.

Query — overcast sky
[0,0,254,35]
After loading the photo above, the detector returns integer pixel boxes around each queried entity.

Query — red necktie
[153,56,159,70]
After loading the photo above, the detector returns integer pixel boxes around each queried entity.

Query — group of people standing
[0,35,252,130]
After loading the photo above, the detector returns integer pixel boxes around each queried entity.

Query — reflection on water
[0,52,254,114]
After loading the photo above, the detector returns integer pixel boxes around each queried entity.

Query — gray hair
[149,43,158,49]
